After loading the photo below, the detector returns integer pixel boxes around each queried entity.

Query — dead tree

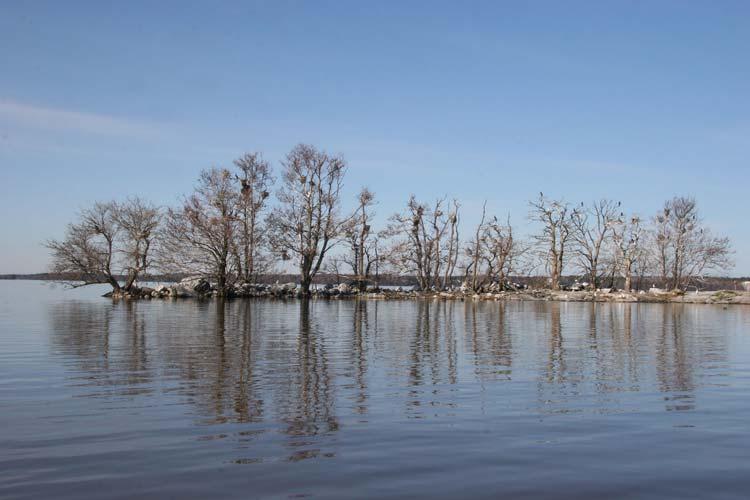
[384,196,459,291]
[612,214,646,292]
[340,187,378,292]
[159,168,238,295]
[651,196,733,290]
[266,144,346,296]
[442,200,460,290]
[232,152,274,282]
[528,193,574,290]
[46,199,160,292]
[464,202,522,292]
[113,197,160,291]
[570,199,621,288]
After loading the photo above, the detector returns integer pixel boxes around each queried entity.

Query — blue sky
[1,1,748,275]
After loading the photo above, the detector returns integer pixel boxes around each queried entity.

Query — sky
[0,1,748,275]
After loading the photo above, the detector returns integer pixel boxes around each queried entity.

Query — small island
[41,145,744,307]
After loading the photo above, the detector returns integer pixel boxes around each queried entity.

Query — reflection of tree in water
[232,300,264,423]
[349,299,371,415]
[196,298,264,425]
[466,301,512,382]
[120,301,151,392]
[49,301,114,374]
[532,302,730,414]
[405,301,460,417]
[281,300,338,437]
[536,302,611,414]
[544,301,567,385]
[596,304,643,395]
[656,306,696,411]
[49,300,153,396]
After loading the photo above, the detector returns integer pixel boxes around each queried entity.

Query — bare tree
[113,197,160,291]
[159,168,237,295]
[570,199,621,288]
[651,196,733,290]
[340,187,378,292]
[528,193,575,290]
[46,198,159,293]
[266,144,346,296]
[384,196,460,291]
[612,214,646,292]
[464,202,523,292]
[442,200,460,290]
[232,152,274,282]
[466,202,488,292]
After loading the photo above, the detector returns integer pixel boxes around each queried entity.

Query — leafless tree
[232,152,274,282]
[266,144,346,296]
[46,198,160,292]
[384,196,460,291]
[611,214,647,292]
[113,197,160,291]
[528,193,575,290]
[442,200,460,290]
[464,202,524,292]
[570,199,621,288]
[339,187,379,292]
[651,196,733,290]
[159,168,237,295]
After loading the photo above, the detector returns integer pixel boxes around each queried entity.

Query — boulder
[182,277,211,294]
[337,283,351,294]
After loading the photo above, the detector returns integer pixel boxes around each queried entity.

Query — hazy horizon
[1,1,748,275]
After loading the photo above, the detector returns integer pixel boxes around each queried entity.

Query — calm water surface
[1,281,749,499]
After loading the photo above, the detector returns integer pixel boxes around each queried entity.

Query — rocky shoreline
[107,277,750,306]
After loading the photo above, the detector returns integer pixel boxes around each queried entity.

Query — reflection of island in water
[49,299,730,460]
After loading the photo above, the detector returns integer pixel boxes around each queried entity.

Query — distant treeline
[44,143,736,296]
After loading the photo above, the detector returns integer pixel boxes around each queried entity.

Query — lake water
[1,280,749,499]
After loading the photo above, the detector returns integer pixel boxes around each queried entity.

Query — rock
[173,277,211,295]
[337,283,351,294]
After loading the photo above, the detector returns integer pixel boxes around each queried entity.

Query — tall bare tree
[651,196,733,290]
[612,214,646,292]
[529,193,575,290]
[266,144,346,296]
[465,203,523,292]
[340,187,378,292]
[384,196,460,291]
[46,198,160,292]
[113,197,161,291]
[232,152,274,282]
[159,168,237,295]
[570,199,621,288]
